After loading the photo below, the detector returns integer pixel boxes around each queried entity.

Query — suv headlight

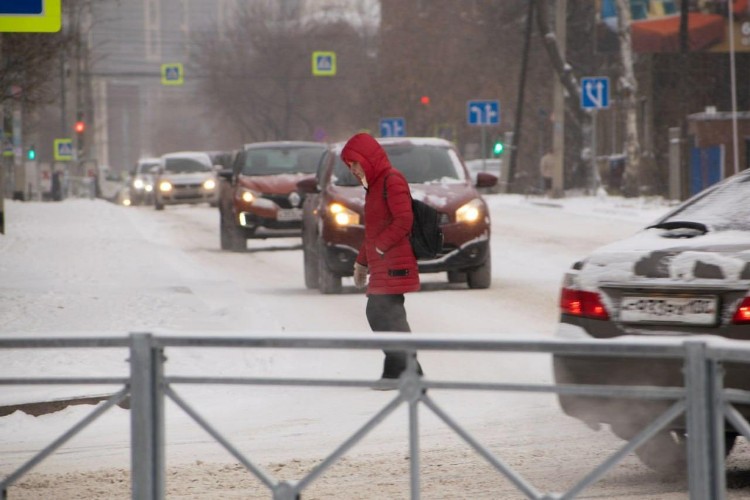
[456,198,484,223]
[158,180,173,192]
[329,202,360,226]
[203,178,216,190]
[237,187,257,204]
[133,178,145,190]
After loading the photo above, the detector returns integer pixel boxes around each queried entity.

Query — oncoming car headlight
[158,180,173,192]
[203,178,216,190]
[133,178,145,190]
[456,198,484,223]
[329,202,360,226]
[237,187,256,204]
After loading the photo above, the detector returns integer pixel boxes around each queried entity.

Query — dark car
[129,157,160,206]
[217,141,327,251]
[298,137,498,294]
[553,167,750,473]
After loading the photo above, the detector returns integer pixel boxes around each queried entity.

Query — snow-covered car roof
[161,151,212,164]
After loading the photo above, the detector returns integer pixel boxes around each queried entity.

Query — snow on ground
[6,192,730,499]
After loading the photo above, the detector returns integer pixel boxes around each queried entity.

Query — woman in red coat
[341,132,422,381]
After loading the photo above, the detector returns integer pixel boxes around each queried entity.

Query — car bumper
[239,211,303,231]
[553,322,750,431]
[417,237,489,273]
[322,237,490,276]
[158,190,217,205]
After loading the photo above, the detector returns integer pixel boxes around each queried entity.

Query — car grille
[264,193,299,209]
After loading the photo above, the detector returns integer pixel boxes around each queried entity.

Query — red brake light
[732,297,750,324]
[560,288,610,320]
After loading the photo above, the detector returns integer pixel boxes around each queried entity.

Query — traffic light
[492,140,505,156]
[420,95,430,106]
[74,120,85,134]
[27,145,36,161]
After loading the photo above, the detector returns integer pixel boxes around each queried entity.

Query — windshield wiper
[646,220,708,234]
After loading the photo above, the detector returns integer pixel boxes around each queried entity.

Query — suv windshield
[332,144,465,186]
[241,146,325,176]
[662,173,750,231]
[164,157,210,174]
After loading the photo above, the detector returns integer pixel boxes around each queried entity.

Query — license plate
[620,295,718,325]
[277,208,303,221]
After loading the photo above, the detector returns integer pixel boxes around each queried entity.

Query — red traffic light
[74,121,85,134]
[420,95,430,105]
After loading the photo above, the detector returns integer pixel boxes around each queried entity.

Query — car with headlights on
[298,137,497,294]
[217,141,327,251]
[129,157,160,205]
[153,151,219,210]
[553,167,750,473]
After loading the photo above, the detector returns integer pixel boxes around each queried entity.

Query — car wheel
[467,254,491,289]
[303,237,320,289]
[220,208,246,252]
[154,196,164,211]
[634,430,736,476]
[447,271,466,284]
[317,240,341,294]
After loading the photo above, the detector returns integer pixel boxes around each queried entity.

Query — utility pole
[551,0,567,198]
[0,34,4,234]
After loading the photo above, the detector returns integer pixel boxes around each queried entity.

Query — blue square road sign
[581,77,610,110]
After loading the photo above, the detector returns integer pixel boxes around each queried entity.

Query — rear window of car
[332,144,466,186]
[241,146,325,176]
[164,157,211,173]
[662,173,750,231]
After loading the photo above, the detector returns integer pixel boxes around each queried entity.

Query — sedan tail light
[732,297,750,324]
[560,288,610,320]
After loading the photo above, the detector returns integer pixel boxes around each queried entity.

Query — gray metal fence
[2,333,750,499]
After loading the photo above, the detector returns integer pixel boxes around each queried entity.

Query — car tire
[303,239,320,290]
[467,254,491,289]
[634,430,736,476]
[317,241,342,294]
[154,197,164,211]
[220,209,246,252]
[447,271,466,284]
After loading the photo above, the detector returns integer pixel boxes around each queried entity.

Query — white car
[154,151,219,210]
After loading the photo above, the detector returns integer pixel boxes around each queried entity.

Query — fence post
[684,341,724,500]
[130,333,165,500]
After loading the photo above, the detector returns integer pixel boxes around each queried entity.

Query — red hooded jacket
[341,133,420,295]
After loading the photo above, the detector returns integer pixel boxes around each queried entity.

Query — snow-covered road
[5,194,749,498]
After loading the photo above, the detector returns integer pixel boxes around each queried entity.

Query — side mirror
[476,172,498,188]
[297,176,319,194]
[217,169,233,182]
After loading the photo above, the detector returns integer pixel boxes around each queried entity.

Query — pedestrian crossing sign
[161,63,184,85]
[54,138,74,161]
[312,51,336,76]
[0,0,61,32]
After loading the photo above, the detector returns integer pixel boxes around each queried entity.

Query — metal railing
[2,332,750,500]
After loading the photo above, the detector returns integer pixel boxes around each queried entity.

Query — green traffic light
[493,142,504,155]
[27,147,36,160]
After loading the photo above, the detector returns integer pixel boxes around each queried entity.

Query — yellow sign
[0,0,61,33]
[54,138,74,161]
[161,63,184,85]
[312,51,336,76]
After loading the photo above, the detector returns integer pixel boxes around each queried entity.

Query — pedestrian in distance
[340,132,424,384]
[540,150,554,196]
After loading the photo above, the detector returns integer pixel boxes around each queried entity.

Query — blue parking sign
[379,117,405,138]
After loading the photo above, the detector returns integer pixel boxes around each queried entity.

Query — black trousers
[366,294,422,378]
